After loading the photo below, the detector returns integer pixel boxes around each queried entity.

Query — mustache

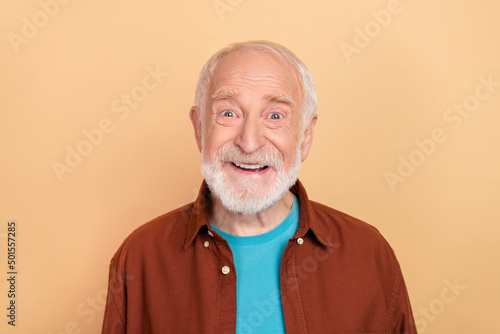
[217,144,283,169]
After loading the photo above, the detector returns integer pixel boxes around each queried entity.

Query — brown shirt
[102,180,417,334]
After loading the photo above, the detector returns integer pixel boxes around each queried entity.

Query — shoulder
[111,203,194,262]
[310,200,381,235]
[306,200,404,293]
[308,200,397,260]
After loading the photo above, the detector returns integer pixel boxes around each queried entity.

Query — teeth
[233,162,266,169]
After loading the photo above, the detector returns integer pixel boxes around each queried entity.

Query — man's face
[191,51,315,214]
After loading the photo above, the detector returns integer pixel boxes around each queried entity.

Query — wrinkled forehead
[208,51,303,100]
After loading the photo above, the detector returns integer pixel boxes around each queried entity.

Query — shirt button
[203,241,210,248]
[297,238,304,245]
[221,266,230,275]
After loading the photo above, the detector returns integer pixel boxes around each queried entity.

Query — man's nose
[234,117,265,154]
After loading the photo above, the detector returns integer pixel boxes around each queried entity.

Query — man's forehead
[212,89,296,107]
[212,51,297,80]
[211,67,292,84]
[208,53,302,102]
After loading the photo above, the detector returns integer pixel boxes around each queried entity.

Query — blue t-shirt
[212,195,300,334]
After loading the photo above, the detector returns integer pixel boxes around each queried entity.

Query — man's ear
[189,106,203,152]
[300,114,318,162]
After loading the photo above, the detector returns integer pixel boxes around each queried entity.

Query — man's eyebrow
[212,89,238,100]
[265,93,296,107]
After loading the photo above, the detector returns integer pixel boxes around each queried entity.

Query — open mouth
[231,162,269,172]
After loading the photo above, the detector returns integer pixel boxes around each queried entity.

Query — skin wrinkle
[213,90,296,108]
[210,77,301,121]
[210,91,298,135]
[211,91,295,130]
[210,69,298,93]
[214,79,293,90]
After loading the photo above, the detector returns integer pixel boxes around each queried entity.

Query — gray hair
[194,40,317,130]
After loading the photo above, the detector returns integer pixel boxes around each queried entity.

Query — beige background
[1,0,499,333]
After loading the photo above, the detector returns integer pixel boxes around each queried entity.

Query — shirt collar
[290,180,336,248]
[184,179,336,249]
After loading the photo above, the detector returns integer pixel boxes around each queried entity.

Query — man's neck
[208,191,295,237]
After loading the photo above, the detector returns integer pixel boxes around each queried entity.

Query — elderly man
[102,41,417,334]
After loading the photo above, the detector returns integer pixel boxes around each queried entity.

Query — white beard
[201,142,302,215]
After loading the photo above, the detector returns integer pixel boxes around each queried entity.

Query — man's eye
[267,112,284,119]
[220,110,236,117]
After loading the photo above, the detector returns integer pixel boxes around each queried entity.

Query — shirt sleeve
[389,264,418,334]
[101,256,126,334]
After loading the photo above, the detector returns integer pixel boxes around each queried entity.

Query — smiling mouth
[231,162,269,172]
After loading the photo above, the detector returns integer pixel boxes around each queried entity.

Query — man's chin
[211,176,293,215]
[225,178,270,192]
[217,191,279,215]
[202,160,300,215]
